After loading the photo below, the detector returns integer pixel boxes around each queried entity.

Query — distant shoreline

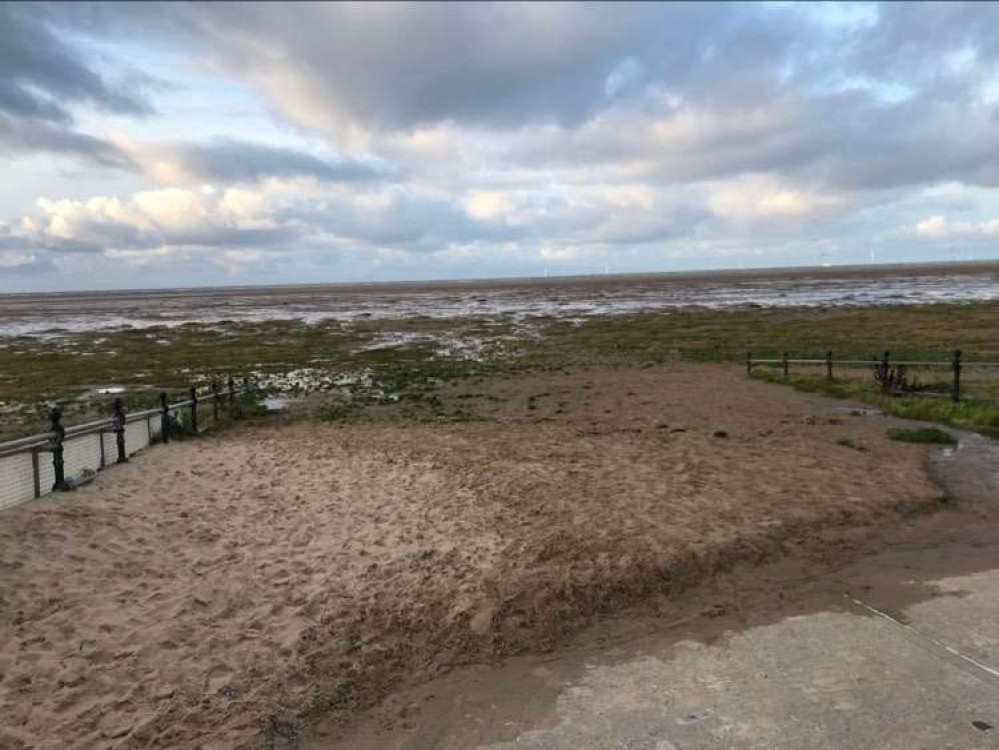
[4,258,998,301]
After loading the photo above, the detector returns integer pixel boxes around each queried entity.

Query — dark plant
[873,362,925,396]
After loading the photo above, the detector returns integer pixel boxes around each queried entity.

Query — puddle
[932,432,999,502]
[263,397,290,412]
[832,406,886,417]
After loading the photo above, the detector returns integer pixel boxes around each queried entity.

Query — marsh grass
[751,369,999,436]
[4,301,999,439]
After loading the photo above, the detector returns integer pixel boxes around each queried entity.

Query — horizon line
[3,257,998,298]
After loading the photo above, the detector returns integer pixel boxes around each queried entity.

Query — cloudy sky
[2,1,999,292]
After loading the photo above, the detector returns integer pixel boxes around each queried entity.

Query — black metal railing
[0,376,250,509]
[746,349,999,402]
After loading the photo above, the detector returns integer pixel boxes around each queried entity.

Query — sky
[1,1,999,292]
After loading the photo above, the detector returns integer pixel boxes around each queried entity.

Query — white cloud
[24,184,288,256]
[914,215,999,237]
[707,176,841,221]
[915,215,949,237]
[465,192,516,221]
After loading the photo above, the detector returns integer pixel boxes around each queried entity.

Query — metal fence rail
[0,376,247,511]
[746,349,999,402]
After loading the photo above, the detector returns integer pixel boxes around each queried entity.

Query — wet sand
[0,364,950,749]
[3,260,998,336]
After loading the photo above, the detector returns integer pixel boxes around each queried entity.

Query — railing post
[211,380,221,422]
[189,386,199,435]
[880,350,891,394]
[49,406,71,492]
[160,392,170,443]
[31,447,41,498]
[782,351,789,379]
[746,351,752,376]
[953,349,962,403]
[826,350,833,380]
[243,376,252,416]
[113,397,128,463]
[227,375,236,408]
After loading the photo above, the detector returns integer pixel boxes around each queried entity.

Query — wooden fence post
[227,375,235,408]
[189,386,199,435]
[826,350,833,380]
[49,406,71,491]
[782,351,789,379]
[160,392,170,444]
[952,349,962,403]
[746,351,752,376]
[113,397,128,464]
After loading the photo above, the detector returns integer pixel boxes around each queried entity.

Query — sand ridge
[0,365,944,749]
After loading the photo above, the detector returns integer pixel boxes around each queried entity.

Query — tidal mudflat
[3,262,999,439]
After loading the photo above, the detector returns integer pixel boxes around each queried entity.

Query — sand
[0,364,945,749]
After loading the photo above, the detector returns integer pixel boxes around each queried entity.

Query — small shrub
[319,403,357,422]
[873,362,925,395]
[887,427,957,445]
[835,437,870,452]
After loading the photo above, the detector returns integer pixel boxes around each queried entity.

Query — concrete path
[471,579,999,750]
[308,434,999,750]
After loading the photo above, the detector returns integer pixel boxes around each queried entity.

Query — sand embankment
[0,365,944,749]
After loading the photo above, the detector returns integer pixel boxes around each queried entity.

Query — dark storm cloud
[0,2,151,165]
[30,212,301,255]
[158,1,999,193]
[17,1,999,192]
[289,191,519,251]
[0,113,135,168]
[164,139,392,184]
[844,3,999,83]
[0,4,151,123]
[174,2,666,128]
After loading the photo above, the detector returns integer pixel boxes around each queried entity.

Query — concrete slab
[473,602,999,750]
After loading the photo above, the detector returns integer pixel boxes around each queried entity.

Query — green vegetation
[525,301,999,366]
[751,371,860,399]
[751,369,999,436]
[3,300,998,439]
[887,426,958,445]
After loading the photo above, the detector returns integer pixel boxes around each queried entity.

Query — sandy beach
[0,364,947,749]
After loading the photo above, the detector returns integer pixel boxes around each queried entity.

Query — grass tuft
[835,437,870,452]
[887,427,957,445]
[751,370,999,437]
